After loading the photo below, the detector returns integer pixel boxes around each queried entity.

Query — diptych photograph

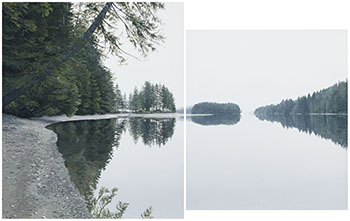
[1,1,349,220]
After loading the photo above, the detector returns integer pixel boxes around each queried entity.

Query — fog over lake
[187,30,347,111]
[186,30,347,210]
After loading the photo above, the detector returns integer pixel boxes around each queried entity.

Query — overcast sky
[104,3,184,107]
[187,30,347,112]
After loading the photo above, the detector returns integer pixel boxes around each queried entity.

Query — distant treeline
[191,102,241,115]
[255,81,348,116]
[125,81,176,113]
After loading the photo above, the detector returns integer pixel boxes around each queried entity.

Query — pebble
[10,204,15,208]
[41,215,46,219]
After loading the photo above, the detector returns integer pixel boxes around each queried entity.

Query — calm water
[187,113,347,210]
[48,117,184,218]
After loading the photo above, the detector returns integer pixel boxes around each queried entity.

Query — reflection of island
[46,117,176,214]
[190,114,240,126]
[128,118,176,146]
[255,113,347,148]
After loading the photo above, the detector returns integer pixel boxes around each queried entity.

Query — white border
[1,0,350,220]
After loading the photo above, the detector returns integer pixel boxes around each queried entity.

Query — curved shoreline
[31,112,185,124]
[2,112,191,218]
[2,114,92,218]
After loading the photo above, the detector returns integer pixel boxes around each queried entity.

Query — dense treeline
[255,81,348,116]
[128,81,176,113]
[255,114,347,148]
[3,2,165,117]
[191,102,241,115]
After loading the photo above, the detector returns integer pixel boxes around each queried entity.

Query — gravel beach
[2,114,92,219]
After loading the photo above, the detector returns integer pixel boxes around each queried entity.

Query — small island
[189,102,241,126]
[191,102,241,115]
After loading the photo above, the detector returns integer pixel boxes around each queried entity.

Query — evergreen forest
[255,81,348,116]
[3,2,175,117]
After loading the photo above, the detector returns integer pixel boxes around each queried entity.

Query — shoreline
[31,112,214,125]
[2,114,92,218]
[32,112,184,124]
[2,112,213,218]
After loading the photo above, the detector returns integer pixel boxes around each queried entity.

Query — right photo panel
[186,30,348,210]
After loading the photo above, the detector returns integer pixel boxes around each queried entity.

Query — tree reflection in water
[255,113,347,148]
[128,117,176,146]
[190,114,241,126]
[47,117,176,218]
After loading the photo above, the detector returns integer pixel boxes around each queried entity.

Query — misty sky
[187,30,347,113]
[104,3,184,107]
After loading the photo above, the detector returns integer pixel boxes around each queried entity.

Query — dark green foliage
[3,2,81,117]
[255,114,347,148]
[191,114,241,126]
[254,81,348,116]
[89,187,129,219]
[191,102,241,115]
[141,207,154,219]
[129,81,176,113]
[3,2,165,117]
[115,83,126,112]
[129,87,143,113]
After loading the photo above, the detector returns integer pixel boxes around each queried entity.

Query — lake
[47,117,184,218]
[187,113,347,210]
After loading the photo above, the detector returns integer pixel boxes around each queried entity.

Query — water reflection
[47,119,126,211]
[46,117,176,216]
[189,114,241,126]
[255,113,347,148]
[128,118,176,146]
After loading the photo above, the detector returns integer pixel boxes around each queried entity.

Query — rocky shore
[2,114,92,219]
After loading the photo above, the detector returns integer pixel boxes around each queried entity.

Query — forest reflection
[128,118,176,146]
[190,114,241,126]
[255,113,347,148]
[46,117,176,216]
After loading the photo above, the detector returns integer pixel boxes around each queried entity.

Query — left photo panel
[2,2,184,219]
